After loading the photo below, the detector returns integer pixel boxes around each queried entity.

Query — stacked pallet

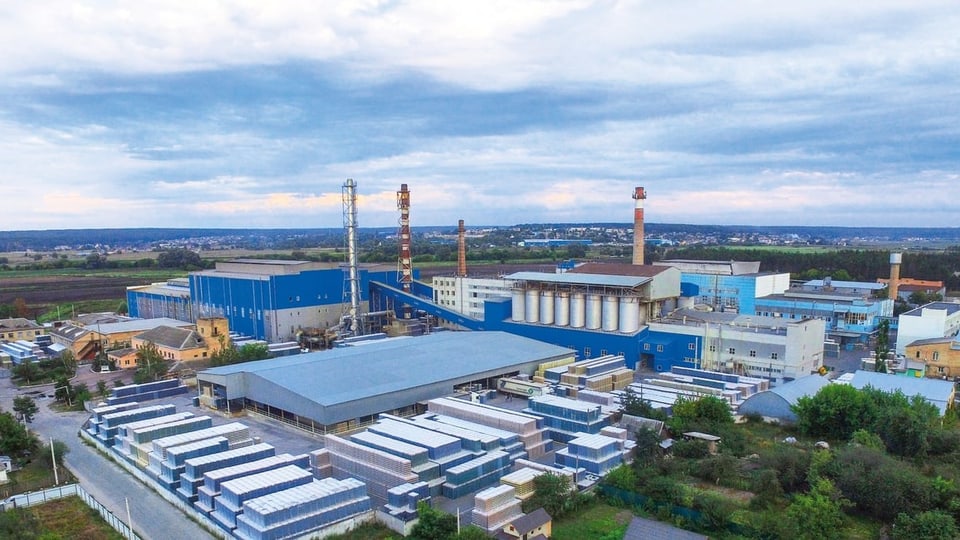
[152,436,230,489]
[499,467,545,501]
[121,416,214,465]
[534,356,576,380]
[107,378,189,405]
[177,443,276,502]
[382,481,430,522]
[349,430,441,482]
[525,395,615,443]
[87,402,140,438]
[97,404,178,446]
[426,398,552,459]
[442,450,512,499]
[555,433,626,475]
[324,435,419,507]
[310,449,333,480]
[471,484,522,532]
[195,453,310,514]
[211,465,314,531]
[233,478,372,540]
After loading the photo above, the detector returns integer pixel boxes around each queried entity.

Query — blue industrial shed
[197,331,575,432]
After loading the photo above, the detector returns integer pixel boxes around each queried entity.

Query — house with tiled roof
[496,508,551,540]
[131,317,229,364]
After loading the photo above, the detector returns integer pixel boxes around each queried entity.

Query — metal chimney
[457,219,467,277]
[397,184,412,318]
[342,179,361,334]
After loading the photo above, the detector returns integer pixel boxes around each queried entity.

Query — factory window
[688,342,695,350]
[933,351,940,361]
[749,350,757,357]
[656,345,664,352]
[643,343,651,351]
[600,349,608,356]
[771,352,779,360]
[938,366,946,373]
[584,347,591,358]
[728,347,735,354]
[709,345,716,352]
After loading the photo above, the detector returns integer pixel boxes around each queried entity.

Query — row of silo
[510,288,642,333]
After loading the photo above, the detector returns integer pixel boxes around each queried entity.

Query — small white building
[431,276,516,320]
[896,302,960,355]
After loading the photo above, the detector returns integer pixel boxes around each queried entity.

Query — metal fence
[1,483,142,540]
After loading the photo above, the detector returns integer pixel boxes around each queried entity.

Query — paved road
[0,377,215,540]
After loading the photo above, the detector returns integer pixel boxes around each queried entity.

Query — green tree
[410,501,457,540]
[53,375,73,405]
[781,479,848,540]
[749,469,785,510]
[892,510,958,540]
[13,395,38,423]
[633,428,662,468]
[524,472,580,519]
[667,395,732,435]
[875,318,890,373]
[0,411,39,458]
[13,361,42,384]
[793,383,872,441]
[96,379,109,398]
[36,439,70,472]
[620,388,667,421]
[134,343,169,383]
[238,343,270,362]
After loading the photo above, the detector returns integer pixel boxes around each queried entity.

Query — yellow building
[50,317,195,360]
[0,318,44,341]
[130,317,231,365]
[906,337,960,379]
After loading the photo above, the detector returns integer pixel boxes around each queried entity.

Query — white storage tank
[585,294,602,329]
[602,295,620,331]
[511,289,525,322]
[525,289,540,323]
[555,292,570,327]
[570,292,586,328]
[618,296,640,333]
[540,290,555,325]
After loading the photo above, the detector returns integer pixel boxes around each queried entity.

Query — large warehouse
[197,331,575,434]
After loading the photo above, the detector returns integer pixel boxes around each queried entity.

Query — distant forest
[3,224,960,252]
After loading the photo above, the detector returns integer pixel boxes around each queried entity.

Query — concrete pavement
[0,376,215,540]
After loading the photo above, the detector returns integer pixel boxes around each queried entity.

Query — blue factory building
[128,259,411,343]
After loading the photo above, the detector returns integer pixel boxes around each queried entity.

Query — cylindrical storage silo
[602,295,620,331]
[570,292,586,328]
[555,292,570,327]
[618,296,640,333]
[525,289,540,323]
[585,294,602,330]
[511,289,525,322]
[540,290,555,325]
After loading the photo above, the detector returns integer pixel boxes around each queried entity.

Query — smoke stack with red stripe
[889,252,902,300]
[632,187,646,265]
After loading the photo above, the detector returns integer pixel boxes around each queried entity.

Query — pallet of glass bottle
[387,481,430,508]
[129,416,213,445]
[201,453,310,496]
[181,443,276,492]
[444,451,510,485]
[101,404,178,430]
[420,413,522,448]
[368,418,463,461]
[151,423,249,460]
[471,498,522,531]
[325,435,413,476]
[405,416,498,453]
[237,478,367,529]
[90,402,141,424]
[234,494,372,540]
[217,465,314,515]
[442,463,513,500]
[349,430,431,466]
[115,411,195,441]
[472,484,517,512]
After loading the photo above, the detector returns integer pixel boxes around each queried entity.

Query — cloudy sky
[1,1,957,230]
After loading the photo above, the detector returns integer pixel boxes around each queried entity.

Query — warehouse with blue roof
[197,331,575,434]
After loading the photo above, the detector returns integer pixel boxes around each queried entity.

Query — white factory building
[432,276,517,320]
[647,309,826,383]
[896,302,960,355]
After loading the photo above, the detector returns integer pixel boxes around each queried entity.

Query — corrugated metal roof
[504,271,650,288]
[804,279,885,290]
[849,370,955,413]
[767,375,831,405]
[200,332,573,408]
[96,317,193,334]
[902,302,960,317]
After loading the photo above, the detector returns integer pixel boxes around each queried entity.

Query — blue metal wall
[680,274,761,314]
[127,290,193,321]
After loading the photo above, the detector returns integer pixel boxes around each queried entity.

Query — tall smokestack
[889,252,902,301]
[397,184,412,318]
[457,219,467,277]
[342,179,361,334]
[632,186,647,265]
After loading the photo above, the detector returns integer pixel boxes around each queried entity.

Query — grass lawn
[325,521,400,539]
[551,501,633,540]
[13,496,125,540]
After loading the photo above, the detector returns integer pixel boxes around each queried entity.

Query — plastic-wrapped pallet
[211,465,313,530]
[471,485,522,532]
[194,453,309,514]
[500,467,544,500]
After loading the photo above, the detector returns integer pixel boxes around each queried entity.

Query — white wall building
[431,276,516,320]
[896,302,960,355]
[647,309,826,384]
